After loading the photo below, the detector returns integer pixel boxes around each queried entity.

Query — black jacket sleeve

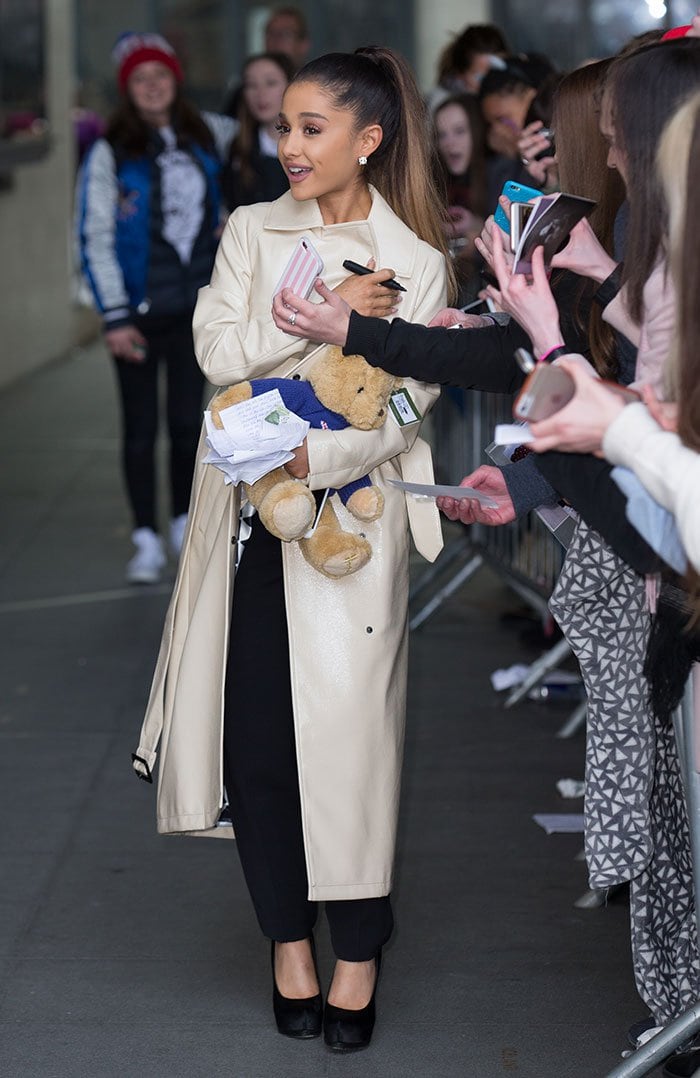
[534,452,662,575]
[344,311,525,394]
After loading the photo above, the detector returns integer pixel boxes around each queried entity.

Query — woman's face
[243,59,289,125]
[435,102,473,175]
[480,87,534,155]
[599,89,628,187]
[127,61,177,125]
[276,80,378,202]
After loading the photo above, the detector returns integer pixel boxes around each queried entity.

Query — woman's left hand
[284,439,309,478]
[528,357,627,454]
[485,242,563,358]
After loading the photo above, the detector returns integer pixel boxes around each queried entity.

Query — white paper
[533,813,585,835]
[203,389,310,486]
[387,479,499,508]
[493,423,534,445]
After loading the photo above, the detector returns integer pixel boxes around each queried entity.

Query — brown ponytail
[293,47,456,301]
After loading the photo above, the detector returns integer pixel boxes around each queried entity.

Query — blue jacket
[77,113,234,329]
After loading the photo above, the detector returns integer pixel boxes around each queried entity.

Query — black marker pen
[342,259,407,292]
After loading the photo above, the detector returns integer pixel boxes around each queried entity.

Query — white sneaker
[169,513,188,558]
[126,528,166,584]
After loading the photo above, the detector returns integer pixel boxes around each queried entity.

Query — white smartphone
[509,202,534,253]
[273,235,324,300]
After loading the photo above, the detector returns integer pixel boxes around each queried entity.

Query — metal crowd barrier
[605,671,700,1077]
[412,386,583,737]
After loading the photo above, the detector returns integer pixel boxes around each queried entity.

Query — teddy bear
[209,346,398,578]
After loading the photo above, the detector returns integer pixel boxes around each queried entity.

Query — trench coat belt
[400,437,444,563]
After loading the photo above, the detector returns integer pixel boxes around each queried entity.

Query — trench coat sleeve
[193,207,305,384]
[305,247,447,491]
[344,311,524,393]
[603,403,700,574]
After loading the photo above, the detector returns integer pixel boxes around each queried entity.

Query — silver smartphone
[509,202,534,254]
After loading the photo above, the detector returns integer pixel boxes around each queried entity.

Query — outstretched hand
[436,466,516,526]
[549,217,618,283]
[528,357,626,454]
[484,242,563,358]
[428,308,491,329]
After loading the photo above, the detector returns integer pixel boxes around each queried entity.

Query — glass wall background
[75,0,416,116]
[492,0,696,69]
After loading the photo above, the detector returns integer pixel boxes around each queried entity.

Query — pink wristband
[537,344,567,363]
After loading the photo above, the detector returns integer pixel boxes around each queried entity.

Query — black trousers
[112,313,204,530]
[223,514,394,962]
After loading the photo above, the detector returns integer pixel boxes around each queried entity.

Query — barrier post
[605,672,700,1077]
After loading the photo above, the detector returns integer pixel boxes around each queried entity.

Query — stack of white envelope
[203,388,310,486]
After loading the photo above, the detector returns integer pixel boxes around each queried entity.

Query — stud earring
[358,155,368,166]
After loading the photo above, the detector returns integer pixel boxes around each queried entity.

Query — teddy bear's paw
[259,481,317,542]
[210,384,253,428]
[346,485,385,522]
[303,531,372,578]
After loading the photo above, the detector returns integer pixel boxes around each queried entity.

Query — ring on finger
[288,311,297,326]
[521,156,529,165]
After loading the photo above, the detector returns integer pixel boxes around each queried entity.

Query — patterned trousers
[549,519,699,1024]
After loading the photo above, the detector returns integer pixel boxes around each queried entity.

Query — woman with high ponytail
[134,46,450,1053]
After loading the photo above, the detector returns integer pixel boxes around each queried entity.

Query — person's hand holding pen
[333,258,403,318]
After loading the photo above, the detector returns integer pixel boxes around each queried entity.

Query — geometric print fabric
[549,519,699,1023]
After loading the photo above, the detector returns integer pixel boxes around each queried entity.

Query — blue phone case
[494,181,542,232]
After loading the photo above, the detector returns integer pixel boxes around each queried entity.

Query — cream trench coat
[133,188,447,901]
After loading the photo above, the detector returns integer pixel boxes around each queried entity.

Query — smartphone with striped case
[273,235,324,300]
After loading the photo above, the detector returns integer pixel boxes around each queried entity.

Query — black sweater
[344,308,659,575]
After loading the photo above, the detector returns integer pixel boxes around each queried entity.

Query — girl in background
[433,94,488,303]
[78,32,234,583]
[222,52,294,212]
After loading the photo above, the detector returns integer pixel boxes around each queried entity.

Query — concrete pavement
[0,341,643,1078]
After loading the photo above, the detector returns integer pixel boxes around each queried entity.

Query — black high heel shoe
[323,950,382,1053]
[271,936,323,1039]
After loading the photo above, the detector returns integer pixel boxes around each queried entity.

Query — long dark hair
[478,54,555,102]
[231,52,294,191]
[292,47,456,299]
[106,85,215,157]
[604,38,700,324]
[553,59,626,378]
[432,94,488,218]
[437,23,509,84]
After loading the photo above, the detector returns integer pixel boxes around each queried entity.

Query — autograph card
[388,479,499,508]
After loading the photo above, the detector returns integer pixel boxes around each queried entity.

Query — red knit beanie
[112,32,184,92]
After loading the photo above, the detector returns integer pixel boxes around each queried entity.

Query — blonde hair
[657,89,700,409]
